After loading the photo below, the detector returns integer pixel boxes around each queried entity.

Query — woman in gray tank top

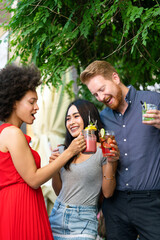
[49,99,119,240]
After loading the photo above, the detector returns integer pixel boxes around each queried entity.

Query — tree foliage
[1,0,160,109]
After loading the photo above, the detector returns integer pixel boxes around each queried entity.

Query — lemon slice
[144,101,147,110]
[100,128,105,138]
[85,125,97,131]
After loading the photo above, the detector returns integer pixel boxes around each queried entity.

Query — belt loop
[58,201,61,209]
[147,191,151,197]
[77,206,79,213]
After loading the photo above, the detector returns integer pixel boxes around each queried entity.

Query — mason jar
[82,129,97,154]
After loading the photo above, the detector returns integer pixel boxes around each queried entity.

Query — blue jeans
[49,199,98,240]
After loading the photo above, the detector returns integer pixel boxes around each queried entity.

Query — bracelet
[104,175,115,180]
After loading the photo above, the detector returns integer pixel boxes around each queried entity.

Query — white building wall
[0,31,8,69]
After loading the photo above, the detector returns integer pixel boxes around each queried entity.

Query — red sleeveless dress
[0,123,54,240]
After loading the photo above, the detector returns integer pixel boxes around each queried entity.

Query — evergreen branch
[155,0,160,6]
[26,0,43,16]
[62,35,82,55]
[102,35,136,59]
[102,29,144,59]
[141,44,151,58]
[136,45,160,70]
[30,4,77,25]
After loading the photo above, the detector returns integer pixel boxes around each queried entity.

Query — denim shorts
[49,199,98,240]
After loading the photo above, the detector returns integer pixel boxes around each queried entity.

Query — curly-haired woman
[0,64,86,240]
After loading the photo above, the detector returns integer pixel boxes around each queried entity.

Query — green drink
[142,103,157,121]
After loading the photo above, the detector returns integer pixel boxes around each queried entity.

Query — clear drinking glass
[99,130,115,157]
[142,103,157,121]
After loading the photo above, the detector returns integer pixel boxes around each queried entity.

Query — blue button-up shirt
[100,86,160,191]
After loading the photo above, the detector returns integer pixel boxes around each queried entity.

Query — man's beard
[103,85,123,111]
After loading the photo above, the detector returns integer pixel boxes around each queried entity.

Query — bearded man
[80,60,160,240]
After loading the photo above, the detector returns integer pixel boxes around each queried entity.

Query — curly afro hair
[0,64,42,122]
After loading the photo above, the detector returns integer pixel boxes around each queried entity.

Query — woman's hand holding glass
[49,148,60,163]
[49,133,86,164]
[68,133,86,156]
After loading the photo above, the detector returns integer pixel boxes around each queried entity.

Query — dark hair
[0,64,41,121]
[64,99,103,170]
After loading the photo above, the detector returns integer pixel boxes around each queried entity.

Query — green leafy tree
[1,0,160,109]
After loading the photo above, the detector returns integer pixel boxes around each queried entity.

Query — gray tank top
[57,147,106,206]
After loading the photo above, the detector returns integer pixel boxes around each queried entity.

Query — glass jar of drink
[82,129,97,154]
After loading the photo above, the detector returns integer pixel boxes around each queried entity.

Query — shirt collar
[125,85,136,105]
